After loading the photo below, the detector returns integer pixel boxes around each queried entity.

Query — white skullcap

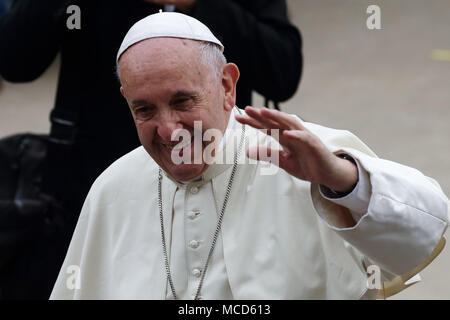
[117,11,224,63]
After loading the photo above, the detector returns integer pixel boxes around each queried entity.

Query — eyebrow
[169,91,198,105]
[130,99,152,109]
[130,90,198,109]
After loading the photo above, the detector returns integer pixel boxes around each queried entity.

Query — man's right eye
[135,106,147,112]
[134,107,154,119]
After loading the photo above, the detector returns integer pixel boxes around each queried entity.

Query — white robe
[50,108,449,299]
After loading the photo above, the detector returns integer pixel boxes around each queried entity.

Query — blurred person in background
[0,0,9,90]
[0,0,302,299]
[0,0,7,18]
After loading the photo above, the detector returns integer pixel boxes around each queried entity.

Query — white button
[189,240,199,249]
[189,210,201,219]
[192,269,202,278]
[190,186,199,194]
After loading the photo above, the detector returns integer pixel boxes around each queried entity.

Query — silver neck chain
[158,122,245,300]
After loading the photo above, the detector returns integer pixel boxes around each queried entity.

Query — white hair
[196,40,227,80]
[115,40,226,83]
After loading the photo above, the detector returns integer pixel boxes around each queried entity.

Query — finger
[277,129,315,152]
[238,110,306,148]
[260,108,305,131]
[236,114,280,138]
[244,106,285,130]
[235,113,266,130]
[236,112,279,134]
[282,129,311,142]
[237,113,294,149]
[246,145,293,173]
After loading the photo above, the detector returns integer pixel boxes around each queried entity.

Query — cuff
[319,153,372,222]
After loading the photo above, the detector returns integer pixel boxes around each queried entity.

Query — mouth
[161,136,194,151]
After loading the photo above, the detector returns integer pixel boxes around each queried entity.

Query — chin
[166,163,206,182]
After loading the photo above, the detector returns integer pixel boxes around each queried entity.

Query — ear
[120,86,135,118]
[120,86,131,108]
[221,63,240,111]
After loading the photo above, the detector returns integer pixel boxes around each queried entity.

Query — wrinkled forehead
[118,38,212,88]
[119,37,201,67]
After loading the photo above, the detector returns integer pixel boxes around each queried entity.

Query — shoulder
[87,146,159,200]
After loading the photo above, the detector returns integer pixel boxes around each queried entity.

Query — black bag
[0,133,72,299]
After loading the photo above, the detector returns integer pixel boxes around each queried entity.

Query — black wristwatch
[321,153,358,198]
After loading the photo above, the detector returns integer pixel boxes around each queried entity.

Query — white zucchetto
[117,11,224,62]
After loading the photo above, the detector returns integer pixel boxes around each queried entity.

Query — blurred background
[0,0,449,299]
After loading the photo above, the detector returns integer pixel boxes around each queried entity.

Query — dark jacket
[0,0,302,299]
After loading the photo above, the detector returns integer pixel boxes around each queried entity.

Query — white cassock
[50,107,449,300]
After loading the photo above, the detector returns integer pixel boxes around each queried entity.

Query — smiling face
[118,38,239,182]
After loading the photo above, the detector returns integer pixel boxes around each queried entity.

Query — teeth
[173,139,192,150]
[163,139,192,151]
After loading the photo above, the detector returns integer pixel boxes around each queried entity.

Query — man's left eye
[175,98,192,109]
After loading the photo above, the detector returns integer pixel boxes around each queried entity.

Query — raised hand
[235,106,358,193]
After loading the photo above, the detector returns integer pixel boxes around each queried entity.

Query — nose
[155,110,183,142]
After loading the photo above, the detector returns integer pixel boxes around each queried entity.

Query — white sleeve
[312,147,449,276]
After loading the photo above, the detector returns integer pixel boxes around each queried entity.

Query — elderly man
[51,12,449,300]
[0,0,301,300]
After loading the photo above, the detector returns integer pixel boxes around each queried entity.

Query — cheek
[136,122,156,146]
